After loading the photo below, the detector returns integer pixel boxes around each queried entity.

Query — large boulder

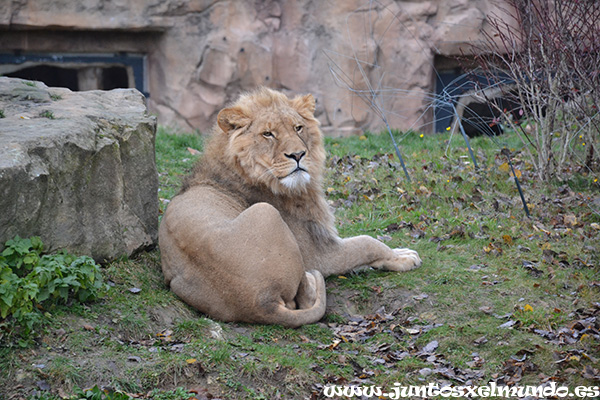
[0,77,158,262]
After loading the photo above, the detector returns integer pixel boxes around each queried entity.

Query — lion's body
[159,88,421,327]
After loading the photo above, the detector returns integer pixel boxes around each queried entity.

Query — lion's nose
[285,151,306,162]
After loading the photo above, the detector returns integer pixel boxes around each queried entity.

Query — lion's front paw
[387,248,422,272]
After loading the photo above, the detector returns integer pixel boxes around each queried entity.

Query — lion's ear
[292,94,316,119]
[217,107,250,134]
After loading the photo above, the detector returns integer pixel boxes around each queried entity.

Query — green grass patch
[2,127,599,399]
[156,127,203,211]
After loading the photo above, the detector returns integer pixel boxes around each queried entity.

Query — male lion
[159,87,421,328]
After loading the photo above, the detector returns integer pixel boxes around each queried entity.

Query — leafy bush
[0,236,108,342]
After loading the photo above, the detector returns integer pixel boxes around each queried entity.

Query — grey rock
[0,77,158,262]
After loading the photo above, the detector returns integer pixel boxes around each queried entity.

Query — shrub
[471,0,600,181]
[0,236,108,343]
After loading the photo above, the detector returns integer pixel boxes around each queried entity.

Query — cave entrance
[0,53,147,96]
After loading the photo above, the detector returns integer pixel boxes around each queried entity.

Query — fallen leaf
[371,285,383,294]
[522,260,543,277]
[449,225,466,238]
[170,343,184,352]
[583,365,600,380]
[188,386,213,400]
[498,162,510,173]
[187,147,201,155]
[416,185,432,197]
[385,222,402,232]
[156,329,173,342]
[479,306,493,314]
[484,242,503,255]
[410,228,426,239]
[421,340,439,354]
[499,320,517,329]
[474,336,488,345]
[376,235,392,242]
[564,214,578,226]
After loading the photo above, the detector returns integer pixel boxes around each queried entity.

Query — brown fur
[159,87,421,328]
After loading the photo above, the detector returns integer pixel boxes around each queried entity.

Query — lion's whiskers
[255,167,278,183]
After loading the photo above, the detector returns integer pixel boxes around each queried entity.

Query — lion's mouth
[280,167,311,190]
[288,166,307,176]
[279,164,308,179]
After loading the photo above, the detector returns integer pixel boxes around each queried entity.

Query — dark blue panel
[0,53,148,97]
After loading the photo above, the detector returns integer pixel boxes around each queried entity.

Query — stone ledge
[0,77,158,262]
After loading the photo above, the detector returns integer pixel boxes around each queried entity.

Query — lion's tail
[267,270,327,329]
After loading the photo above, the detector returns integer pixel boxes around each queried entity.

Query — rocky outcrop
[0,77,158,262]
[0,0,506,136]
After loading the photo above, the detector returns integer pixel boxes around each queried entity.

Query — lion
[158,87,421,328]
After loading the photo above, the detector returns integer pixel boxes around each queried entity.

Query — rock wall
[0,0,510,135]
[0,77,158,262]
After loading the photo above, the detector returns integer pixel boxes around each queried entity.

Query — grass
[156,126,204,212]
[1,127,599,399]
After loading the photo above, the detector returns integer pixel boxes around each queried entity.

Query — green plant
[27,392,62,400]
[40,110,55,119]
[147,387,195,400]
[71,385,132,400]
[0,236,108,342]
[0,109,5,118]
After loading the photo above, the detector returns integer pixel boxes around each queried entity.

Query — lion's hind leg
[220,202,326,327]
[295,270,323,309]
[260,269,326,328]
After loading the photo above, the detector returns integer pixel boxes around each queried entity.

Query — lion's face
[217,88,325,195]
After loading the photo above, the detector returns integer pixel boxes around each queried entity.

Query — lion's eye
[262,131,274,138]
[295,125,303,133]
